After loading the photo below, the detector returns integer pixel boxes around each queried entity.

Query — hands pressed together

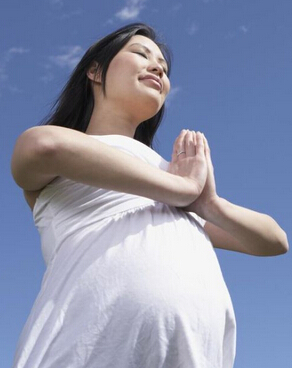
[167,129,288,256]
[168,129,218,220]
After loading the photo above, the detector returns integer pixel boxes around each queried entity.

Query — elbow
[266,216,289,256]
[270,217,289,255]
[261,228,289,257]
[275,229,289,255]
[252,218,289,257]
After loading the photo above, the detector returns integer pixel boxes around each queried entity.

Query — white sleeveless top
[13,135,236,368]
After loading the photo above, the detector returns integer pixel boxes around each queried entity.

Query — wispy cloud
[115,0,147,20]
[40,73,55,84]
[8,86,23,94]
[49,0,64,8]
[40,64,55,84]
[170,3,182,12]
[58,9,83,20]
[165,86,181,107]
[49,46,84,70]
[226,25,249,39]
[239,25,248,34]
[187,22,199,36]
[0,47,29,96]
[40,46,84,84]
[0,62,8,83]
[7,47,30,55]
[0,47,30,84]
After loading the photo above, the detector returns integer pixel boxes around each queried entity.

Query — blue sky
[1,0,291,367]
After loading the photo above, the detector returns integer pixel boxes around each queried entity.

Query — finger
[202,134,207,156]
[192,131,197,146]
[202,134,210,157]
[195,132,205,157]
[185,130,196,156]
[203,134,214,171]
[173,130,187,152]
[172,130,186,162]
[175,129,188,160]
[192,131,197,155]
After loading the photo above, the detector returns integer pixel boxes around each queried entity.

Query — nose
[147,61,164,78]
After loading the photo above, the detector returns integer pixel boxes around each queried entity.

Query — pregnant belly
[43,203,233,328]
[50,203,231,315]
[67,209,233,324]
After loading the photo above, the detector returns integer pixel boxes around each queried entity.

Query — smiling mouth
[139,77,162,92]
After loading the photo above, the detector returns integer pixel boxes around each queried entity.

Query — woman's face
[102,35,171,121]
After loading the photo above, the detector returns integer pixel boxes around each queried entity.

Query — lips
[139,75,162,91]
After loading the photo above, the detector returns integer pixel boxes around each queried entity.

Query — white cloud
[0,47,30,84]
[8,86,23,94]
[0,68,8,83]
[187,22,199,36]
[115,0,147,20]
[49,0,64,8]
[59,9,83,20]
[165,86,181,107]
[239,25,248,34]
[49,46,84,70]
[7,47,30,55]
[40,72,54,84]
[225,25,249,40]
[40,46,83,84]
[170,3,182,12]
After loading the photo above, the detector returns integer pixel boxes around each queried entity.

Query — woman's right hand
[168,130,208,200]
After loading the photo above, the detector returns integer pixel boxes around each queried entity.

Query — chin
[139,92,164,116]
[120,86,164,120]
[138,104,162,122]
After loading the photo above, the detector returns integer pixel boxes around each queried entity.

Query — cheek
[106,57,138,91]
[108,54,138,77]
[109,56,128,72]
[164,79,171,96]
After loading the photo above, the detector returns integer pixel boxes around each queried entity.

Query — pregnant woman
[11,23,288,368]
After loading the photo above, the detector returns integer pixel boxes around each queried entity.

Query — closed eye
[135,52,168,74]
[129,43,169,75]
[135,51,148,59]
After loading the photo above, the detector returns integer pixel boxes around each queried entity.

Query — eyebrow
[129,42,168,71]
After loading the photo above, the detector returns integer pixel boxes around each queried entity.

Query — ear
[87,62,101,83]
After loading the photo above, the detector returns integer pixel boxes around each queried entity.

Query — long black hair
[41,23,172,148]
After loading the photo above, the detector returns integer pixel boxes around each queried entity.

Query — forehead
[124,35,165,58]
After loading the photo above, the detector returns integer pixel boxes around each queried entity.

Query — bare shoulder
[14,125,77,147]
[11,125,65,192]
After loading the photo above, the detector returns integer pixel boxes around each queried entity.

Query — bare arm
[174,131,289,256]
[11,126,207,208]
[203,199,288,256]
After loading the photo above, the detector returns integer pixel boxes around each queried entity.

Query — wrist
[170,175,202,207]
[198,195,225,222]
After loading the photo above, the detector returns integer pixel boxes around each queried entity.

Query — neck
[85,103,141,138]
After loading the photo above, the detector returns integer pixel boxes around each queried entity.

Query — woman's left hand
[182,131,289,256]
[183,133,219,219]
